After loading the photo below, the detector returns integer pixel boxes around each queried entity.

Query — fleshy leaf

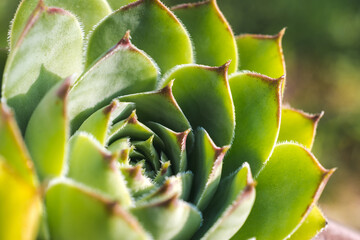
[120,164,155,198]
[161,63,235,146]
[194,163,255,240]
[0,103,36,185]
[172,0,238,74]
[223,72,283,176]
[234,143,334,240]
[133,136,160,171]
[86,0,193,73]
[67,133,132,206]
[288,206,327,240]
[77,100,132,145]
[147,122,189,173]
[107,0,138,10]
[25,77,71,180]
[0,158,42,240]
[131,178,201,240]
[10,0,111,47]
[3,3,83,131]
[46,180,150,240]
[278,107,323,149]
[69,32,158,130]
[0,0,18,48]
[190,128,229,211]
[118,81,191,133]
[236,29,286,79]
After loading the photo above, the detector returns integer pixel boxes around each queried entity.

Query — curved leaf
[10,0,111,47]
[25,77,71,180]
[3,3,83,131]
[223,72,283,176]
[194,163,255,240]
[190,128,229,211]
[236,29,286,79]
[172,0,238,74]
[0,103,37,185]
[69,33,158,130]
[161,63,235,146]
[278,107,323,149]
[288,206,327,240]
[46,180,150,240]
[0,158,42,240]
[234,143,334,240]
[86,0,193,73]
[107,0,138,10]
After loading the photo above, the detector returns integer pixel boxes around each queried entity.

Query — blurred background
[1,0,359,230]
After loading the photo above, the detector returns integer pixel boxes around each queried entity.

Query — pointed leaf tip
[118,30,132,46]
[56,76,73,99]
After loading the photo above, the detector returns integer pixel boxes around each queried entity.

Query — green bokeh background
[1,0,359,230]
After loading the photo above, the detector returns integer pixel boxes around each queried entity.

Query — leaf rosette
[0,0,334,239]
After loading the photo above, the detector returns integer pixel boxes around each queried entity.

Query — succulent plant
[0,0,334,239]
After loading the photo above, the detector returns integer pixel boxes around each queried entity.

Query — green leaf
[172,0,238,74]
[25,77,71,180]
[147,122,190,173]
[234,143,334,240]
[131,178,201,240]
[278,107,323,149]
[107,0,138,10]
[223,72,283,176]
[69,32,158,130]
[194,163,255,240]
[120,164,155,197]
[86,0,193,73]
[161,63,235,146]
[3,3,83,132]
[118,81,191,133]
[0,49,7,90]
[0,103,37,185]
[133,136,161,171]
[0,158,42,240]
[288,206,327,240]
[67,133,132,206]
[46,180,150,240]
[10,0,111,47]
[77,100,133,145]
[236,29,286,79]
[190,128,229,211]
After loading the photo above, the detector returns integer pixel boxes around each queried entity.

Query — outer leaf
[278,107,323,149]
[194,163,255,240]
[0,158,41,240]
[0,103,36,185]
[172,0,238,74]
[2,3,83,131]
[236,29,286,79]
[223,72,283,176]
[234,143,334,240]
[67,133,132,206]
[86,0,193,73]
[0,0,18,48]
[118,81,191,133]
[25,78,70,180]
[161,63,235,146]
[10,0,111,47]
[190,128,229,211]
[288,206,327,240]
[69,33,158,130]
[46,180,150,240]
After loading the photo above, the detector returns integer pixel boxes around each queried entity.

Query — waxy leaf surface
[86,0,193,73]
[278,107,323,149]
[25,78,70,180]
[224,72,282,176]
[3,4,83,131]
[10,0,111,46]
[162,64,235,146]
[236,30,285,79]
[69,34,158,130]
[46,180,150,240]
[172,0,238,74]
[234,143,333,240]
